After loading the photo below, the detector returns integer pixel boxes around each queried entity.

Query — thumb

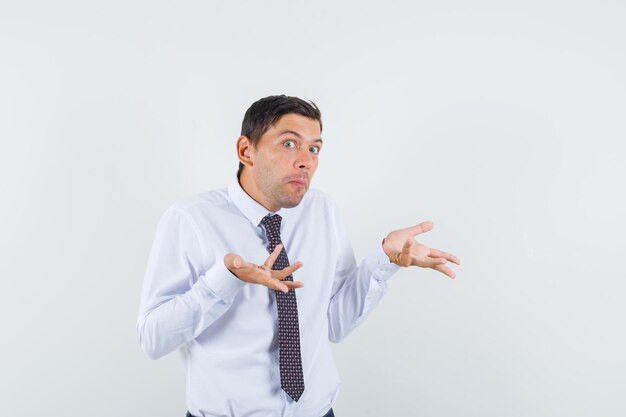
[402,238,413,254]
[224,253,244,270]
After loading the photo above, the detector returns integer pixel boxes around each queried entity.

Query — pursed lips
[287,178,308,187]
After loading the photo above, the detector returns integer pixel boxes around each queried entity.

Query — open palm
[382,221,460,278]
[223,244,304,292]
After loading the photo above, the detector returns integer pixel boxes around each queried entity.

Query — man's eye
[309,146,320,155]
[283,140,296,148]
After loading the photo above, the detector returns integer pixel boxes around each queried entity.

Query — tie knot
[261,214,282,242]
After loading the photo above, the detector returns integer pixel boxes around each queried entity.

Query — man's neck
[238,170,278,212]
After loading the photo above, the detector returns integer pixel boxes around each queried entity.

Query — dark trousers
[186,408,334,417]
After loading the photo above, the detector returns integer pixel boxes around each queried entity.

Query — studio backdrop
[1,1,624,416]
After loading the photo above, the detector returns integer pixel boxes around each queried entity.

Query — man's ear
[236,135,255,168]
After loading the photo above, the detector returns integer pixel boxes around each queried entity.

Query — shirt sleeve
[326,201,401,343]
[136,207,246,359]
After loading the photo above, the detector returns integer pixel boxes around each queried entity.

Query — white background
[1,1,625,416]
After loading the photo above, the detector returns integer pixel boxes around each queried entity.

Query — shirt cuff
[364,242,402,282]
[200,261,247,302]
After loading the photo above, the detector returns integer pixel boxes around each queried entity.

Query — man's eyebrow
[277,130,323,144]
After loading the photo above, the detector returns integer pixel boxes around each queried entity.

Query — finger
[261,276,290,293]
[432,263,456,279]
[402,239,413,255]
[389,251,411,267]
[429,248,461,265]
[263,244,283,268]
[274,281,290,293]
[273,262,303,280]
[266,279,304,293]
[413,256,447,268]
[408,221,433,236]
[282,280,304,289]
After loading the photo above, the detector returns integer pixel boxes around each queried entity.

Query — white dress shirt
[137,177,401,417]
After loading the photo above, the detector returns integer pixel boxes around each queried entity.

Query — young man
[137,95,460,417]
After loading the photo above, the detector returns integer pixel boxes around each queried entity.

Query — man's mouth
[287,178,307,188]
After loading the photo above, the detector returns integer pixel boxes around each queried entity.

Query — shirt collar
[228,176,287,227]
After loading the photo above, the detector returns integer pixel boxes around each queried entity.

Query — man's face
[249,113,322,211]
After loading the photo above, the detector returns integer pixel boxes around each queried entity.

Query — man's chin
[279,193,306,209]
[281,199,304,209]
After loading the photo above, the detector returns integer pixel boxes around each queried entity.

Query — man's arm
[325,204,461,343]
[136,208,245,360]
[326,201,401,343]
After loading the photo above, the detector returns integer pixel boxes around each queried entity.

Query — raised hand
[382,221,460,279]
[223,244,304,292]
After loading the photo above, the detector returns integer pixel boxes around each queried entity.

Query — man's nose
[295,148,313,169]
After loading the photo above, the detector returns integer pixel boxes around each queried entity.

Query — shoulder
[304,186,333,202]
[300,187,339,214]
[163,187,230,221]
